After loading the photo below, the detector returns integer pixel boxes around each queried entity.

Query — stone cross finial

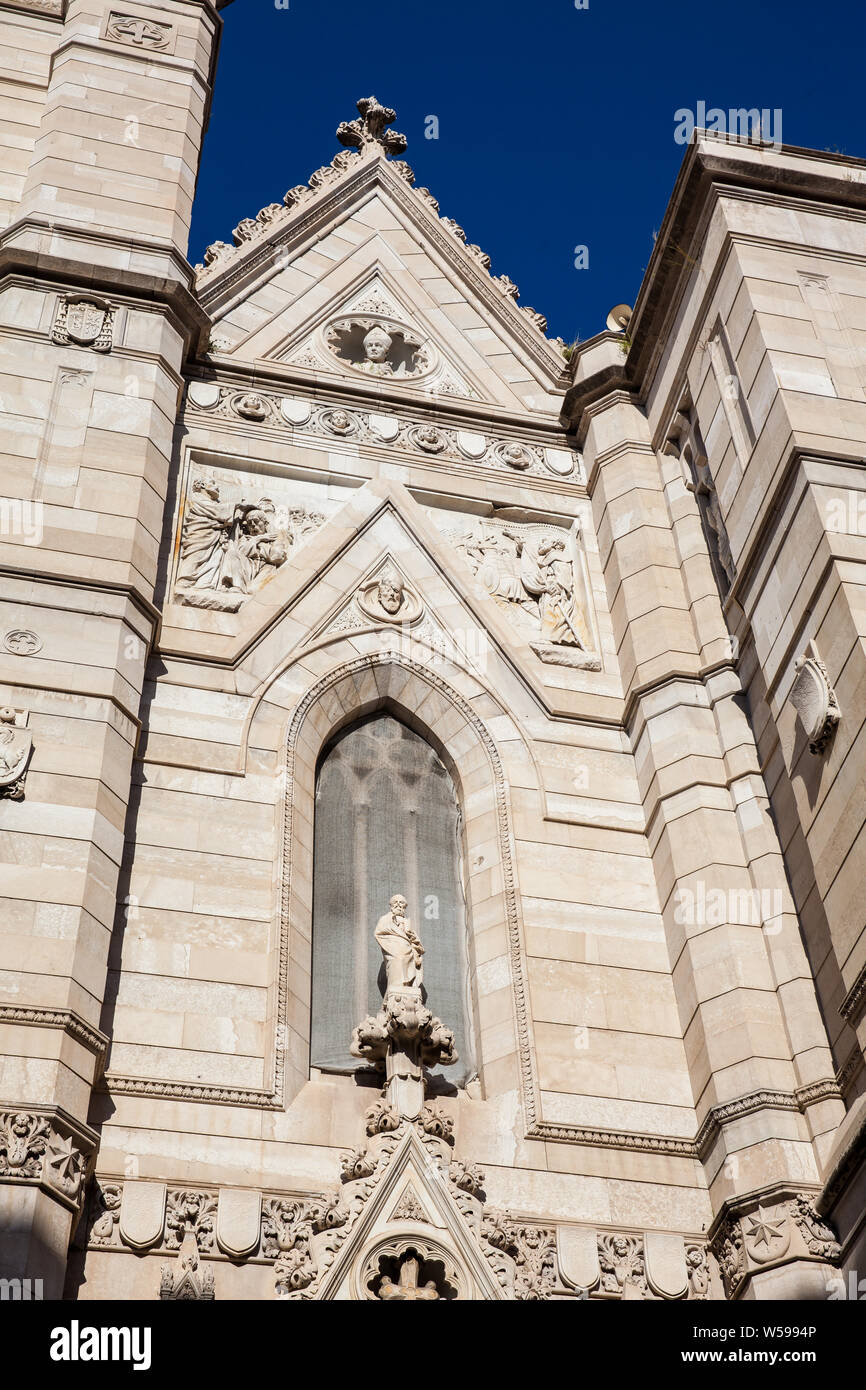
[337,96,407,157]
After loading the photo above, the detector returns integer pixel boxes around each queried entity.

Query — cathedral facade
[1,0,865,1303]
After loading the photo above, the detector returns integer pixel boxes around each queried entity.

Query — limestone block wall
[0,1,56,228]
[635,143,866,1104]
[563,132,866,1289]
[0,0,223,1292]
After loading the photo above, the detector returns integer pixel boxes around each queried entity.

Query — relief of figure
[356,565,423,624]
[288,506,326,545]
[455,522,590,650]
[374,893,424,992]
[177,481,288,610]
[360,324,396,374]
[518,534,584,648]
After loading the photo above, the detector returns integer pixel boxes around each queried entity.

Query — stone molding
[0,1006,109,1067]
[694,1082,842,1158]
[839,959,866,1025]
[78,1167,717,1300]
[1,0,64,14]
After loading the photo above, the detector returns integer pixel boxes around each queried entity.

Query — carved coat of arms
[0,709,33,800]
[52,297,114,352]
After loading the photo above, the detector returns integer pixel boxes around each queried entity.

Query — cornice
[0,219,210,352]
[839,960,866,1025]
[626,133,866,398]
[0,1005,108,1065]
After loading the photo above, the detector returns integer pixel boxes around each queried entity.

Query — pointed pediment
[316,1125,505,1300]
[193,101,569,412]
[273,268,483,401]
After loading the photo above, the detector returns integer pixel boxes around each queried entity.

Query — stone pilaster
[567,340,843,1295]
[0,0,223,1292]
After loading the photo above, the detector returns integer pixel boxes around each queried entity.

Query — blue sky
[190,0,863,344]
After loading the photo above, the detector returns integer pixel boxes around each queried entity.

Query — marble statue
[374,894,425,991]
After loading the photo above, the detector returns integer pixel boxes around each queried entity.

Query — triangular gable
[316,1125,506,1300]
[273,266,484,401]
[193,100,569,413]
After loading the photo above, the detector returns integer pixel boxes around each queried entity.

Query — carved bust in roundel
[324,316,434,380]
[356,567,423,625]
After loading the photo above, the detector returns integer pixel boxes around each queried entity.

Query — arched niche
[309,711,476,1083]
[261,651,537,1118]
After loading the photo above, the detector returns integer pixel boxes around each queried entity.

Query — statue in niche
[177,480,288,611]
[375,893,425,992]
[455,522,589,650]
[356,565,423,625]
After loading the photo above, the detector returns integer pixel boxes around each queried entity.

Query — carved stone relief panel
[0,708,34,801]
[432,511,600,669]
[173,465,349,612]
[103,10,175,52]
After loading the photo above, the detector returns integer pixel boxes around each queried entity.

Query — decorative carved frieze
[76,1165,720,1304]
[51,295,115,352]
[184,383,583,480]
